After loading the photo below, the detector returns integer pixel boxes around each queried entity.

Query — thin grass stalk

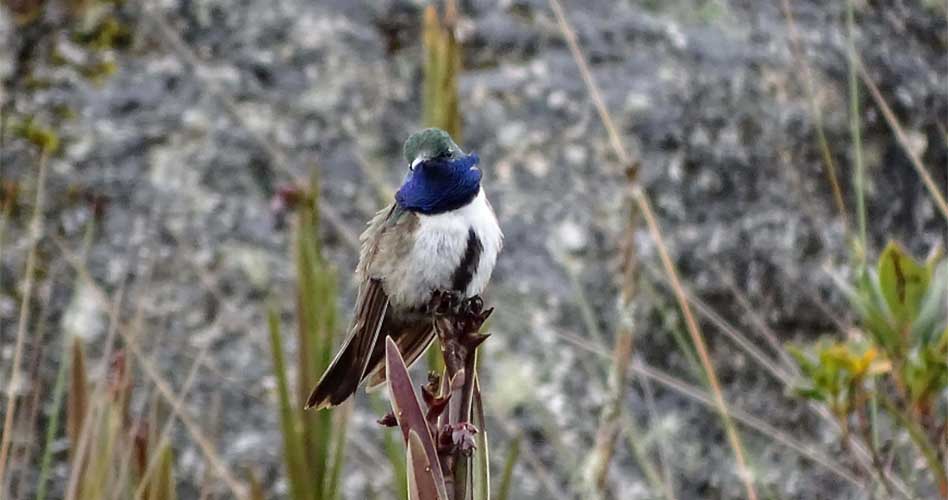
[879,394,948,497]
[268,308,313,500]
[35,339,70,500]
[547,1,758,495]
[0,150,48,487]
[555,333,863,489]
[422,5,442,133]
[563,260,608,361]
[636,194,759,498]
[637,360,675,498]
[495,436,520,500]
[855,56,948,222]
[123,327,249,499]
[325,403,352,500]
[10,265,55,500]
[714,269,799,373]
[846,0,867,258]
[440,0,461,139]
[132,327,213,498]
[583,328,634,493]
[621,413,677,500]
[54,239,250,499]
[63,283,126,500]
[62,205,154,500]
[293,175,342,499]
[778,0,849,229]
[422,1,463,376]
[677,280,793,385]
[491,418,567,499]
[714,266,909,495]
[295,190,331,492]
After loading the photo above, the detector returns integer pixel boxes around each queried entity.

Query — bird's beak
[410,157,424,171]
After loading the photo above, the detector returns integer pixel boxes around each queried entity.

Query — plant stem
[846,0,867,260]
[879,393,948,498]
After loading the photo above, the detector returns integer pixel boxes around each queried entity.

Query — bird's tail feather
[365,325,436,390]
[305,335,368,410]
[306,281,389,410]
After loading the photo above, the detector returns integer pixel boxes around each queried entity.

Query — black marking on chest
[450,228,483,293]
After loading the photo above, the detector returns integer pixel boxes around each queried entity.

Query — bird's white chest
[390,189,502,308]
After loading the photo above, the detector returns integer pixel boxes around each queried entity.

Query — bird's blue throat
[395,153,481,215]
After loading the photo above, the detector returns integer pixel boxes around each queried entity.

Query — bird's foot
[428,291,488,319]
[429,289,463,315]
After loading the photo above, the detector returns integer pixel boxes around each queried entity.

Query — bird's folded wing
[304,277,388,409]
[350,277,390,380]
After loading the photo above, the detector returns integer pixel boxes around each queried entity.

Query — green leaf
[793,386,828,402]
[853,269,898,353]
[495,436,520,500]
[912,260,948,345]
[878,241,930,328]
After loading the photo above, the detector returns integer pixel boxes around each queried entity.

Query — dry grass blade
[495,435,520,500]
[846,0,868,254]
[0,150,48,490]
[714,268,799,373]
[67,339,90,461]
[125,325,249,499]
[670,275,793,385]
[554,332,862,489]
[632,360,864,489]
[583,328,634,493]
[132,329,216,499]
[63,283,127,500]
[53,238,250,499]
[778,0,849,228]
[546,1,758,496]
[855,55,948,222]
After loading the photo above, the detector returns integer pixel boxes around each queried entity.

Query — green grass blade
[324,403,351,500]
[495,436,520,500]
[268,307,314,500]
[846,0,867,259]
[35,341,71,500]
[154,444,177,500]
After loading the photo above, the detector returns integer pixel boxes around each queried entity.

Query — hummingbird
[305,128,503,410]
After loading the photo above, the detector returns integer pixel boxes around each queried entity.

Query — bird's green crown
[403,128,463,164]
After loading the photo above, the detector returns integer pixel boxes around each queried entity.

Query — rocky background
[1,0,946,498]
